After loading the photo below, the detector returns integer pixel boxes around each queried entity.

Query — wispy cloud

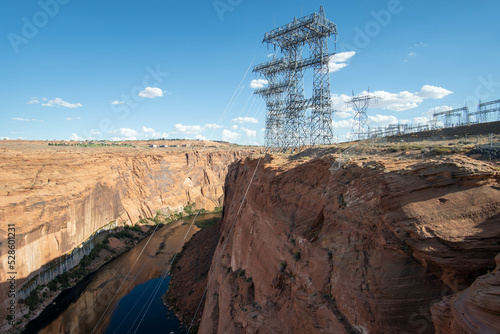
[328,51,355,72]
[12,117,43,122]
[231,117,258,124]
[174,124,203,135]
[66,117,81,121]
[331,85,452,114]
[204,123,223,129]
[42,97,83,108]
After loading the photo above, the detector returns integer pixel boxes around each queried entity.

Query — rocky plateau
[194,151,500,333]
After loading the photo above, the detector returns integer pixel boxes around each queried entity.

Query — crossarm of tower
[263,13,337,50]
[254,83,288,96]
[433,107,467,117]
[479,99,500,108]
[253,53,335,75]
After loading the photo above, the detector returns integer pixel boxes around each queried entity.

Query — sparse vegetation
[195,217,219,229]
[24,288,41,311]
[293,251,301,262]
[279,260,287,272]
[184,202,195,215]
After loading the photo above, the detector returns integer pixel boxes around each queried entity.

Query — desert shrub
[279,261,287,273]
[24,289,40,311]
[48,280,58,291]
[433,147,453,155]
[80,255,91,267]
[195,217,219,229]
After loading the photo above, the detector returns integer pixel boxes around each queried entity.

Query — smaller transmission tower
[348,89,377,141]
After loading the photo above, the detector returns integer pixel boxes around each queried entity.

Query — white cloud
[70,133,84,141]
[138,87,164,98]
[1,137,11,140]
[27,98,40,104]
[174,124,203,135]
[328,63,348,72]
[331,94,353,113]
[423,105,453,120]
[112,100,125,105]
[42,97,83,108]
[232,125,238,130]
[12,117,42,122]
[250,79,268,89]
[110,128,138,140]
[408,52,416,57]
[66,117,81,121]
[418,85,453,99]
[139,126,168,139]
[426,106,452,116]
[370,85,452,112]
[372,90,422,111]
[332,119,353,129]
[222,129,239,142]
[204,123,223,129]
[141,126,155,134]
[195,134,207,140]
[368,114,398,125]
[328,51,355,73]
[332,85,452,114]
[335,110,354,118]
[413,116,430,124]
[242,128,256,137]
[232,117,258,124]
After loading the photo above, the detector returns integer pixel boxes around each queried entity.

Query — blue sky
[1,0,499,144]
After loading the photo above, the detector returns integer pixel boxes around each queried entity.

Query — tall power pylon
[348,90,377,141]
[254,6,338,151]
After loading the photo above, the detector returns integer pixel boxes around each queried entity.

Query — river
[23,213,221,334]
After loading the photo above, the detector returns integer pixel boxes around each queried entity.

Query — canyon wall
[0,144,256,295]
[199,154,500,333]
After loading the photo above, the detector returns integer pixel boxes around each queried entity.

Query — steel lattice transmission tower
[254,6,338,151]
[348,90,377,141]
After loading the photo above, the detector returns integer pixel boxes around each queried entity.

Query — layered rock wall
[0,145,254,290]
[199,155,500,333]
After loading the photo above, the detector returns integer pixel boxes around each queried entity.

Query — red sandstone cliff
[0,142,256,304]
[199,154,500,333]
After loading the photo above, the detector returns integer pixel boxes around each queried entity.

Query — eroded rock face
[0,144,255,291]
[431,253,500,334]
[199,155,500,334]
